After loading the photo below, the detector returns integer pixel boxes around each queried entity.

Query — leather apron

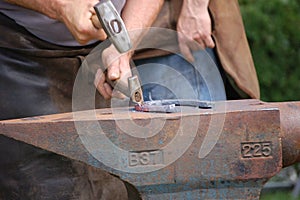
[0,13,135,200]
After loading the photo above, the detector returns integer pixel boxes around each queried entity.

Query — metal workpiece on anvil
[0,99,299,199]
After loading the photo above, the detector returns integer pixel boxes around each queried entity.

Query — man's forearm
[4,0,60,19]
[181,0,210,17]
[183,0,209,10]
[177,0,214,62]
[121,0,164,47]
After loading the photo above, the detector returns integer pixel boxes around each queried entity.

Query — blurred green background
[239,0,300,199]
[239,0,300,102]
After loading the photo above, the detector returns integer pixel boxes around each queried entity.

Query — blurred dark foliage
[239,0,300,101]
[239,2,300,198]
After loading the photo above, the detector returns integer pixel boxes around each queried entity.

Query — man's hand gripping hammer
[92,0,144,105]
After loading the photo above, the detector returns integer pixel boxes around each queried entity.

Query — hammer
[91,0,144,105]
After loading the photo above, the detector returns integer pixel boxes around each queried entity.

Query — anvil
[0,99,299,199]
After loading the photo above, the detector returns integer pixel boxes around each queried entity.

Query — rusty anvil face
[0,99,299,199]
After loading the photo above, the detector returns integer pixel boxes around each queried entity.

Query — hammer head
[128,75,144,105]
[94,0,132,53]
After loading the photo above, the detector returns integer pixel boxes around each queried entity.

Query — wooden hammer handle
[91,13,102,29]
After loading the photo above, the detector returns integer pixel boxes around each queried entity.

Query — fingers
[90,12,102,29]
[193,32,215,49]
[204,36,215,49]
[107,54,132,95]
[93,28,107,41]
[66,12,107,44]
[95,49,132,100]
[90,13,108,41]
[94,69,112,99]
[85,13,107,42]
[94,68,126,100]
[68,20,107,44]
[95,46,121,99]
[105,49,132,81]
[178,32,215,63]
[107,60,121,81]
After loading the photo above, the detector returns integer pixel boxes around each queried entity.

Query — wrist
[183,0,209,10]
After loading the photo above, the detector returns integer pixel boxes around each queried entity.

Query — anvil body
[0,99,299,199]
